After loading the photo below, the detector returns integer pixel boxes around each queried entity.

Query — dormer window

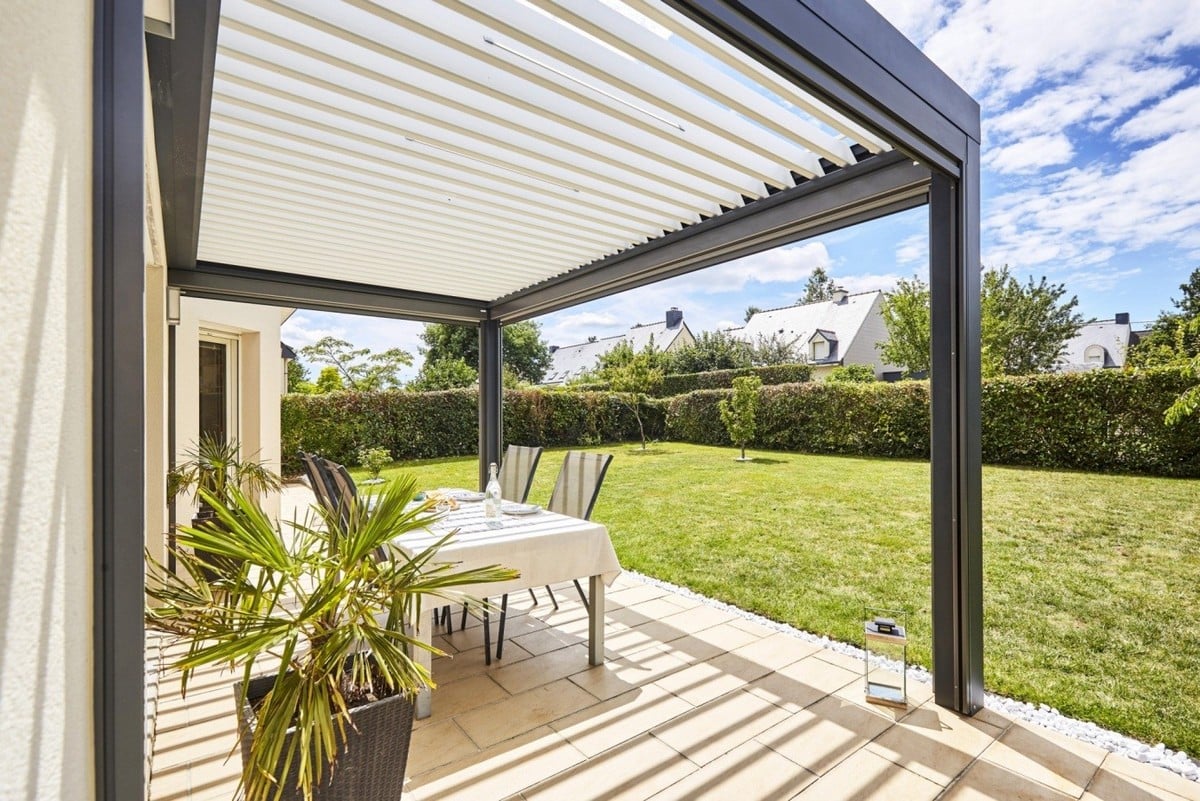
[812,337,829,361]
[1084,345,1105,365]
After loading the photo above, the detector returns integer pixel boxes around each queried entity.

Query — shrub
[356,446,391,479]
[826,364,876,383]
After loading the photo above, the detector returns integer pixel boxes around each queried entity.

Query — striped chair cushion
[547,451,613,521]
[498,444,543,503]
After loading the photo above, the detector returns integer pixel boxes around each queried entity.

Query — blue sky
[284,0,1200,381]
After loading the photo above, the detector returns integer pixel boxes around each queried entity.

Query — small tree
[300,336,412,391]
[596,341,664,450]
[719,375,762,460]
[356,446,391,482]
[408,357,477,392]
[747,332,802,366]
[666,330,751,374]
[1165,355,1200,426]
[286,359,314,393]
[878,276,931,377]
[314,365,344,394]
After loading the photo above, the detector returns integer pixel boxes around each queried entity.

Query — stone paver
[149,571,1198,801]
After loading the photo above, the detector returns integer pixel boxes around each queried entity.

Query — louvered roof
[195,0,893,307]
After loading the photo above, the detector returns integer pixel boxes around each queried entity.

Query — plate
[501,502,541,516]
[437,488,485,502]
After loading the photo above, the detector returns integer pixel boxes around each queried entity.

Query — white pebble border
[625,570,1200,784]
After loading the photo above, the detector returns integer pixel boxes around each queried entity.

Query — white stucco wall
[173,299,288,523]
[0,2,95,800]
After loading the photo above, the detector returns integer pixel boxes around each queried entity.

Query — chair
[299,452,382,556]
[494,450,613,659]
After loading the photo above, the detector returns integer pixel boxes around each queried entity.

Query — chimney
[665,307,683,329]
[830,287,849,304]
[1115,312,1130,325]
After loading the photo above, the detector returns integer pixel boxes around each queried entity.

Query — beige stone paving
[148,569,1199,800]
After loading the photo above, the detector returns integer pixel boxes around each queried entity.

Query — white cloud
[896,233,928,266]
[985,133,1075,174]
[1117,84,1200,142]
[280,313,346,348]
[838,273,906,294]
[703,241,831,292]
[1063,267,1143,292]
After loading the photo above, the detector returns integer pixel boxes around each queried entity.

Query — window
[199,333,239,443]
[1084,345,1105,366]
[811,338,829,361]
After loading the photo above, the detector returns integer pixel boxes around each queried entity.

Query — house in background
[168,297,292,535]
[734,289,902,379]
[1056,313,1140,372]
[541,307,696,385]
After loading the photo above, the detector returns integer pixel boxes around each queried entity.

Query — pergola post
[929,151,984,714]
[478,319,503,490]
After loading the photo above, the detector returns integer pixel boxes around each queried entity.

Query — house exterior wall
[0,2,96,799]
[839,293,903,378]
[173,299,288,524]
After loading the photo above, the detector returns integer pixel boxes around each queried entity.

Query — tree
[314,365,344,394]
[980,266,1082,377]
[747,332,802,366]
[827,364,876,383]
[878,276,931,377]
[665,330,751,374]
[719,375,762,460]
[408,357,477,392]
[744,305,762,323]
[419,321,551,384]
[286,359,314,394]
[1164,355,1200,426]
[593,341,663,450]
[1128,267,1200,368]
[877,267,1083,378]
[800,265,837,304]
[299,336,412,391]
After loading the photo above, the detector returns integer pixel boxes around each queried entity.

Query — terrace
[98,0,993,796]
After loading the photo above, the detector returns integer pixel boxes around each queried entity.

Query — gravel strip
[625,570,1200,783]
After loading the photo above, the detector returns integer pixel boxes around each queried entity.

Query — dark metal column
[929,150,984,714]
[478,319,503,490]
[93,0,146,798]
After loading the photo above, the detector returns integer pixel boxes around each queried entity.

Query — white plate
[501,502,541,516]
[438,488,485,502]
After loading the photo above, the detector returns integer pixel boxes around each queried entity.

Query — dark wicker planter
[235,674,414,801]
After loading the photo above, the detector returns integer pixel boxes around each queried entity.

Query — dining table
[393,492,623,719]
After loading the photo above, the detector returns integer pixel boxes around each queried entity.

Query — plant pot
[235,674,414,801]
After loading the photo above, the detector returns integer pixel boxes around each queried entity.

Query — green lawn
[351,442,1200,755]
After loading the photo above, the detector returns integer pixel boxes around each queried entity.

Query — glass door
[199,334,238,443]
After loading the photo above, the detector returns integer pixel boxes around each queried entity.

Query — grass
[350,443,1200,755]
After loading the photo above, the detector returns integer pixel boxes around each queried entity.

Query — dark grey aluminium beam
[929,159,985,713]
[145,0,220,270]
[478,320,503,490]
[94,0,147,798]
[491,153,929,323]
[669,0,979,176]
[171,262,487,324]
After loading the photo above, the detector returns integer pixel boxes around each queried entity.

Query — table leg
[414,604,433,719]
[588,575,604,666]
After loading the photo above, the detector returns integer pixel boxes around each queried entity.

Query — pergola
[93,1,981,797]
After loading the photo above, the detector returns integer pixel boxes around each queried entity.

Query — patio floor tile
[794,747,944,800]
[648,687,792,766]
[405,726,586,801]
[754,695,896,775]
[745,652,860,712]
[454,678,597,749]
[550,684,694,758]
[865,698,1005,785]
[978,720,1107,797]
[405,719,479,776]
[650,646,774,706]
[567,643,692,701]
[1093,752,1200,801]
[488,642,592,695]
[646,740,818,801]
[940,758,1077,800]
[520,733,695,801]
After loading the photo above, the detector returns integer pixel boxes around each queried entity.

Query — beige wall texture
[173,298,288,524]
[0,2,96,800]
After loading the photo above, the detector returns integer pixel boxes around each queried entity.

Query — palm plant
[168,433,282,515]
[145,474,518,801]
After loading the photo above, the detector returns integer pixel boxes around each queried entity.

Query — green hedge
[666,381,929,459]
[664,369,1200,476]
[283,369,1200,477]
[571,363,812,396]
[281,388,663,474]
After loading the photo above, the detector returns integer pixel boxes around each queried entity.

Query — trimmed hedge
[282,369,1200,477]
[664,368,1200,476]
[570,363,812,397]
[281,388,664,474]
[666,381,929,459]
